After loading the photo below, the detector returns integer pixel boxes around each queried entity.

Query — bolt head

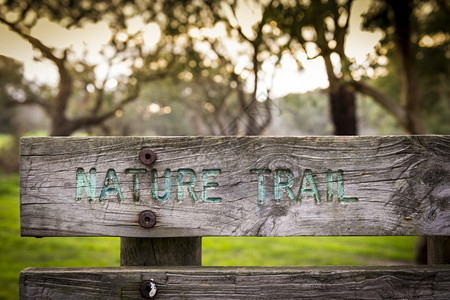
[139,148,156,165]
[139,210,156,228]
[140,280,157,298]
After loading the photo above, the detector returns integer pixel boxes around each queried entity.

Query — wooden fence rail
[19,136,450,299]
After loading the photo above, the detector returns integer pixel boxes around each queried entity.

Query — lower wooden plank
[20,266,450,299]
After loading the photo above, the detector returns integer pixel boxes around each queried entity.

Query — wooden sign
[20,136,450,237]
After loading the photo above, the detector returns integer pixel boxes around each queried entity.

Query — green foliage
[424,93,450,134]
[1,0,448,136]
[0,134,13,151]
[277,91,333,135]
[357,95,404,135]
[1,0,134,29]
[362,0,450,134]
[0,134,19,172]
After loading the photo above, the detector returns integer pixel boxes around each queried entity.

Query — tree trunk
[50,122,72,136]
[329,84,358,135]
[389,0,428,264]
[324,54,358,136]
[390,0,425,134]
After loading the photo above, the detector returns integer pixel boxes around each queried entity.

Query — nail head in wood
[139,211,156,228]
[140,279,157,298]
[139,148,156,165]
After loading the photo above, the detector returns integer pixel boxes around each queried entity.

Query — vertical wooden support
[427,236,450,264]
[120,237,202,266]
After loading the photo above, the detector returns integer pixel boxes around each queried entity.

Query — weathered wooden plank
[20,136,450,237]
[19,266,450,299]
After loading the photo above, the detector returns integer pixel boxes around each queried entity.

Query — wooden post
[120,237,202,266]
[427,236,450,264]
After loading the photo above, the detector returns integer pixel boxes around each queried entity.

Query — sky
[0,0,382,98]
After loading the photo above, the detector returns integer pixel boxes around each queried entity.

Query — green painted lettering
[152,169,172,202]
[274,169,295,202]
[327,169,333,202]
[337,169,358,202]
[297,169,321,203]
[201,169,222,203]
[250,169,271,204]
[125,168,147,202]
[76,168,96,202]
[177,169,198,203]
[99,169,124,202]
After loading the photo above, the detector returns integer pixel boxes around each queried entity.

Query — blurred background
[0,0,448,298]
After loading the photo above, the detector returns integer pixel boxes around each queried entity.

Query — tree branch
[4,95,51,114]
[92,87,105,115]
[68,88,140,134]
[349,80,407,127]
[0,16,65,68]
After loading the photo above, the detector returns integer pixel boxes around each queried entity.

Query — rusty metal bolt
[139,210,156,228]
[139,148,156,165]
[140,279,157,298]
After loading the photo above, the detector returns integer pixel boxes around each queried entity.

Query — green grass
[203,236,416,266]
[0,173,416,299]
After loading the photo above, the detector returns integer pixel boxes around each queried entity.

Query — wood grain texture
[20,136,450,237]
[19,266,450,299]
[428,236,450,264]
